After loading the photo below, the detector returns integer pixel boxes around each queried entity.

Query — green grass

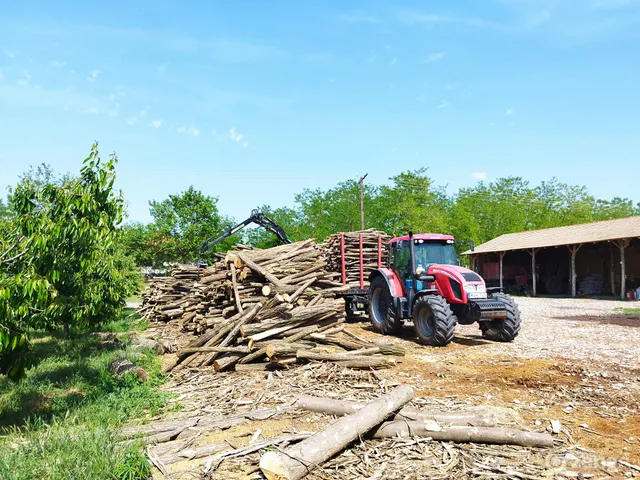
[0,310,168,480]
[615,307,640,316]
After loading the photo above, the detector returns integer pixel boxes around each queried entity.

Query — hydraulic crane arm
[197,209,292,267]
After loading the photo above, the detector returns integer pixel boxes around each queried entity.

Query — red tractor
[356,232,521,346]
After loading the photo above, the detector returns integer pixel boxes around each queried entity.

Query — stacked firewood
[321,230,391,287]
[141,240,405,372]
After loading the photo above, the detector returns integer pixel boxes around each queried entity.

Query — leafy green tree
[242,205,302,249]
[376,168,451,236]
[0,144,139,378]
[148,187,236,264]
[293,179,374,241]
[593,197,638,221]
[452,177,533,247]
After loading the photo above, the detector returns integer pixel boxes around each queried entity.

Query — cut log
[109,358,148,382]
[236,251,285,287]
[259,385,414,480]
[239,325,319,365]
[372,422,555,447]
[295,396,497,427]
[178,346,252,355]
[230,262,243,313]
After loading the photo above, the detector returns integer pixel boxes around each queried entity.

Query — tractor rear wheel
[368,276,401,335]
[413,295,455,347]
[479,293,521,342]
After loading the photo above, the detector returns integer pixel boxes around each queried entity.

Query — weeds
[0,310,167,480]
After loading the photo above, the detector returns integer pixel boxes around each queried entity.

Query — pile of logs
[141,240,405,372]
[258,386,555,480]
[322,230,391,287]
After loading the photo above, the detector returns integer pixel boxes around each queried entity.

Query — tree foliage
[0,144,140,378]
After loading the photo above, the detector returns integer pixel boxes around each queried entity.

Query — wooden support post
[340,233,346,286]
[359,233,364,289]
[568,244,582,298]
[499,252,505,291]
[529,248,538,297]
[610,247,616,296]
[616,239,630,300]
[470,254,476,272]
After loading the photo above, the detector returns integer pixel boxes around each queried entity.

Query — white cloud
[178,125,200,136]
[400,12,493,28]
[150,119,162,129]
[87,70,100,82]
[229,127,244,143]
[140,108,148,118]
[505,107,514,116]
[338,12,381,24]
[211,129,217,135]
[108,110,118,117]
[426,52,446,63]
[87,107,99,115]
[390,57,398,66]
[472,172,487,180]
[438,100,450,108]
[242,141,249,148]
[50,60,67,68]
[3,49,17,58]
[126,116,138,126]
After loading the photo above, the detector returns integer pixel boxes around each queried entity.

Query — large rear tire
[368,276,401,335]
[413,295,455,347]
[479,293,521,342]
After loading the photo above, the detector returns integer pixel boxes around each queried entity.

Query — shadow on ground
[0,331,121,429]
[553,314,640,328]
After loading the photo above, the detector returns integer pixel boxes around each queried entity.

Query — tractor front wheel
[479,293,521,342]
[368,276,401,335]
[413,295,455,347]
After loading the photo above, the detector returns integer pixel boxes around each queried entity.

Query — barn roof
[463,215,640,255]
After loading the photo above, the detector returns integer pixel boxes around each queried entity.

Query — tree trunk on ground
[109,358,147,382]
[259,385,414,480]
[294,396,497,427]
[371,422,554,447]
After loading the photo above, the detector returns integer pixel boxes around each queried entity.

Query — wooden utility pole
[359,173,368,230]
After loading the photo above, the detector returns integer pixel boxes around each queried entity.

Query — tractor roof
[389,233,455,243]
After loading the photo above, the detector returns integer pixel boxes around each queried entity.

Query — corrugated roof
[463,215,640,255]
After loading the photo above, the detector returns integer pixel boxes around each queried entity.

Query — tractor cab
[388,234,457,296]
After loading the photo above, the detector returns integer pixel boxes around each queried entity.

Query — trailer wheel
[369,276,401,335]
[413,295,455,347]
[479,293,521,342]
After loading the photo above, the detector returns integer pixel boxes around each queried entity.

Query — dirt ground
[143,297,640,479]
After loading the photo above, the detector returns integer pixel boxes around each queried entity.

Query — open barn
[463,216,640,299]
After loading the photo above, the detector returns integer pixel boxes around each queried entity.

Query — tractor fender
[369,268,403,298]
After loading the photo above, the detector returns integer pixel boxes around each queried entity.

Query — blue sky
[1,0,639,223]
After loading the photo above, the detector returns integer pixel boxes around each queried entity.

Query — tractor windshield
[414,241,457,267]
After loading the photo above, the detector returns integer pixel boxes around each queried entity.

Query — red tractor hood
[426,264,486,303]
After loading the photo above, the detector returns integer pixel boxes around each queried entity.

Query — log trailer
[339,232,521,346]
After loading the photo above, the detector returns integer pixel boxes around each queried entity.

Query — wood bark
[109,358,147,382]
[295,395,497,427]
[371,421,554,447]
[236,251,285,287]
[259,385,414,480]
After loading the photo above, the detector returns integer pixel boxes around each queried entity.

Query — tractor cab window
[414,241,457,267]
[390,241,411,278]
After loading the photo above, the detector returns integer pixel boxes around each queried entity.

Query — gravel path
[456,297,640,370]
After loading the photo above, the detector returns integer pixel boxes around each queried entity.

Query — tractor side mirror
[470,241,475,252]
